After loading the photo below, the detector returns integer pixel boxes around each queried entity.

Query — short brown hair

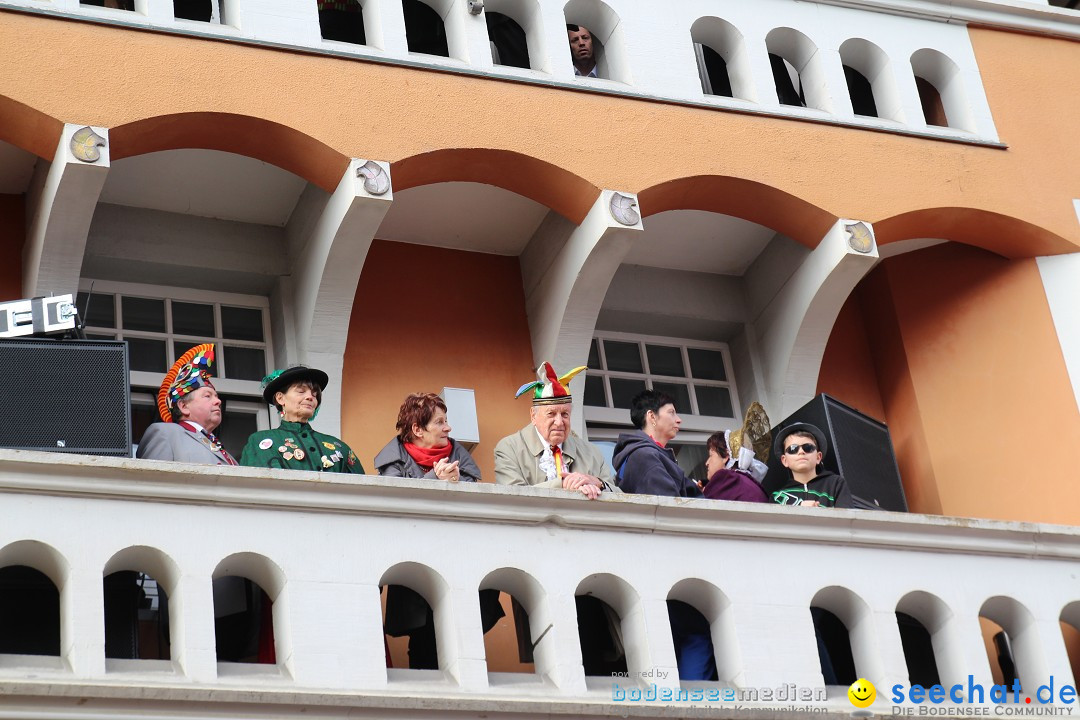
[273,380,321,411]
[706,431,730,460]
[396,392,447,442]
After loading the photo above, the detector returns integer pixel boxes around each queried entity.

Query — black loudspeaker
[0,338,131,455]
[763,393,907,512]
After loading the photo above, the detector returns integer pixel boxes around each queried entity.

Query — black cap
[773,422,828,460]
[261,366,329,406]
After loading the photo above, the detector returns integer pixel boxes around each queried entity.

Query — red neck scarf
[404,440,453,470]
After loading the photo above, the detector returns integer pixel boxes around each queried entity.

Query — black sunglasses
[784,443,818,455]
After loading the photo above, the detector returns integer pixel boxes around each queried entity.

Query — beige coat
[494,424,617,490]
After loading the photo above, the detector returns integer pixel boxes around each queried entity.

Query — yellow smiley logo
[848,678,876,708]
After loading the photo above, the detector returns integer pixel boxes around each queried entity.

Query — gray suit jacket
[494,425,617,490]
[136,422,232,465]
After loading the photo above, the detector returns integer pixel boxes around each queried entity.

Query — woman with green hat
[239,365,363,473]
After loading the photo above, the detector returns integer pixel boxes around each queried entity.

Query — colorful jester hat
[515,362,588,405]
[156,344,216,422]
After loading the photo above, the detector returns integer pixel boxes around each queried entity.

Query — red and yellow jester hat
[156,344,216,422]
[515,361,587,405]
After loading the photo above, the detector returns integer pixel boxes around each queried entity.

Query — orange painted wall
[341,240,536,481]
[818,243,1080,524]
[0,194,24,301]
[1,12,1079,253]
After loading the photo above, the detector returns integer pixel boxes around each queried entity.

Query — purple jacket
[702,467,768,503]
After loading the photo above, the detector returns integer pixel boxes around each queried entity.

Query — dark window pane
[86,333,116,341]
[646,345,685,377]
[844,65,878,118]
[217,408,258,462]
[223,346,266,381]
[604,341,643,374]
[172,341,218,377]
[77,292,115,328]
[700,43,733,97]
[172,302,215,337]
[403,0,449,57]
[652,382,691,414]
[486,11,529,69]
[122,297,166,333]
[587,338,601,369]
[610,378,647,410]
[127,338,168,373]
[696,385,734,417]
[584,375,606,407]
[174,0,211,21]
[688,348,727,381]
[221,306,264,342]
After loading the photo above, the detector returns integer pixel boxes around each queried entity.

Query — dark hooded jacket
[612,430,702,497]
[769,469,854,508]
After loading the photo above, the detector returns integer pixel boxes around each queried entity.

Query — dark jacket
[703,467,768,503]
[373,437,480,482]
[612,430,702,497]
[770,470,854,508]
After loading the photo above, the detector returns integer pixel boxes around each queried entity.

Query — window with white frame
[584,333,738,421]
[76,281,273,458]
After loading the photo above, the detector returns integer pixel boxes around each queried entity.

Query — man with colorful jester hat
[239,365,363,473]
[494,362,617,499]
[137,344,238,465]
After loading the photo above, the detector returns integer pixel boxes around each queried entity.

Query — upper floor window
[404,0,449,57]
[584,333,737,420]
[486,11,529,69]
[80,0,135,10]
[318,0,367,45]
[174,0,218,22]
[1049,0,1079,9]
[691,16,753,101]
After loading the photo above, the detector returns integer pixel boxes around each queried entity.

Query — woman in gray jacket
[373,392,481,482]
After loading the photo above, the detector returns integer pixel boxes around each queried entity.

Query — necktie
[550,445,564,479]
[203,429,238,465]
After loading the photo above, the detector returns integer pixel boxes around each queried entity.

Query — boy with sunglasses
[770,422,853,508]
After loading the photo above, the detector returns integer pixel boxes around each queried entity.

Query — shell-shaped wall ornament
[356,160,390,196]
[609,192,640,226]
[70,127,106,163]
[845,221,874,253]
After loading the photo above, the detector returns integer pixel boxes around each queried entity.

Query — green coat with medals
[240,420,364,473]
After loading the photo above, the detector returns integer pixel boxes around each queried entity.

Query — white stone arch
[690,16,755,101]
[479,567,554,680]
[103,545,182,663]
[0,540,69,659]
[811,585,884,687]
[575,572,650,677]
[910,48,975,132]
[980,595,1049,694]
[667,577,743,685]
[563,0,632,84]
[765,26,832,112]
[212,552,290,670]
[379,561,457,678]
[896,590,965,688]
[840,37,903,122]
[484,0,547,72]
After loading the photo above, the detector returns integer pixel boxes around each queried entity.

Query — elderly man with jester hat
[137,344,238,465]
[494,362,618,499]
[240,365,362,473]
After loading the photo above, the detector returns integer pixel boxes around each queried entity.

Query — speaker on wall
[762,393,907,512]
[0,338,131,456]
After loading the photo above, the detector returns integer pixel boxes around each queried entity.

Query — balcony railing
[1,449,1079,717]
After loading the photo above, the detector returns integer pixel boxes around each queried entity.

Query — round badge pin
[259,438,273,450]
[294,449,306,460]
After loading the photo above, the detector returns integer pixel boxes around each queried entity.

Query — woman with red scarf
[374,392,483,669]
[373,392,481,483]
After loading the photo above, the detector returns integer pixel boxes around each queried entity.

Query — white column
[23,124,110,298]
[524,190,643,435]
[752,218,880,419]
[290,159,393,437]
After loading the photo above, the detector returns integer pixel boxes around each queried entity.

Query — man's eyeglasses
[784,443,818,455]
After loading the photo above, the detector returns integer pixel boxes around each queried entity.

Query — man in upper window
[770,422,853,508]
[612,390,702,497]
[566,23,598,77]
[495,362,616,499]
[136,344,238,465]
